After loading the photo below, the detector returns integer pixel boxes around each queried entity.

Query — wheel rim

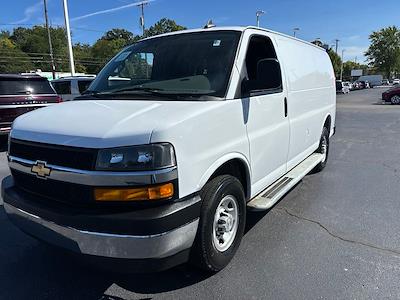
[212,195,239,252]
[392,95,400,104]
[321,135,328,163]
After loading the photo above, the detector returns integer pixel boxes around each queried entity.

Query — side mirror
[242,58,282,96]
[256,58,282,89]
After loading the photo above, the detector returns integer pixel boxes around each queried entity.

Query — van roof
[140,26,326,52]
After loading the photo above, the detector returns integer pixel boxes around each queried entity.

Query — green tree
[327,49,342,78]
[0,30,10,39]
[90,28,138,73]
[10,26,69,72]
[103,28,135,44]
[342,61,369,80]
[365,26,400,79]
[143,18,186,38]
[0,37,33,73]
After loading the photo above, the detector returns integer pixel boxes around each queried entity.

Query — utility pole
[62,0,75,76]
[293,27,300,38]
[43,0,56,79]
[138,1,149,35]
[256,10,265,27]
[340,49,345,81]
[334,39,340,54]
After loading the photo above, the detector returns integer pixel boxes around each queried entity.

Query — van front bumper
[2,176,201,271]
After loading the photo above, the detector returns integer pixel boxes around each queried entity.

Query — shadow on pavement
[0,207,213,299]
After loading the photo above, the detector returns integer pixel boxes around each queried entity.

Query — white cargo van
[2,26,336,272]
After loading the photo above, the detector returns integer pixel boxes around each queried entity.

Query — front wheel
[391,95,400,105]
[313,127,330,173]
[190,175,246,272]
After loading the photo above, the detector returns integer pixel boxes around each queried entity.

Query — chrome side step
[247,153,324,211]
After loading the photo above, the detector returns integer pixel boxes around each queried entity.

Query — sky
[2,0,400,63]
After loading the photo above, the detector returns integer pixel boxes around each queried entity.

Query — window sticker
[213,40,221,47]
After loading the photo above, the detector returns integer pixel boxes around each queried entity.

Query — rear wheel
[190,175,246,272]
[391,95,400,105]
[313,127,330,173]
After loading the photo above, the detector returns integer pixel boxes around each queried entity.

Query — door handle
[284,97,288,117]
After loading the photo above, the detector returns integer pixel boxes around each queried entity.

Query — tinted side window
[245,35,282,93]
[78,80,93,94]
[52,81,71,94]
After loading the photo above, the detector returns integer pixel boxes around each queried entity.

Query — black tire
[190,175,246,272]
[391,95,400,105]
[313,127,330,173]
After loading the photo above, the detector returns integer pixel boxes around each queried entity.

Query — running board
[247,153,324,211]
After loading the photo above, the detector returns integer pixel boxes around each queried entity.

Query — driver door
[241,33,290,196]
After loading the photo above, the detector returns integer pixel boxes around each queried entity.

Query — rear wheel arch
[323,114,332,135]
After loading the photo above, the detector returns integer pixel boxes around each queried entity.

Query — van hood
[11,99,220,148]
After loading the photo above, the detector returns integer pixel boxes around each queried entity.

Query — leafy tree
[73,43,94,73]
[327,49,342,78]
[103,29,135,44]
[143,18,186,38]
[2,18,186,75]
[311,39,323,47]
[342,61,369,80]
[0,30,10,39]
[365,26,400,79]
[89,28,138,73]
[10,26,69,72]
[0,37,33,73]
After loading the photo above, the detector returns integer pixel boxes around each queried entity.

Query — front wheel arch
[198,155,251,201]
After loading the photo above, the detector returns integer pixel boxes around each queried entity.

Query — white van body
[3,27,336,272]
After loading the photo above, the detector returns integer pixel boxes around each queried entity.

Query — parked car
[393,79,400,85]
[355,80,367,89]
[382,86,400,104]
[2,26,336,272]
[0,74,61,135]
[51,76,95,101]
[351,81,360,90]
[343,81,353,91]
[336,80,350,94]
[382,79,390,85]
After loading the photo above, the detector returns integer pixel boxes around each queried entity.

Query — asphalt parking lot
[1,87,400,299]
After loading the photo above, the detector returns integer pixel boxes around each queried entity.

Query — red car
[0,74,62,134]
[382,86,400,104]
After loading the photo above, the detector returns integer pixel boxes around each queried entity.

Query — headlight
[96,143,176,171]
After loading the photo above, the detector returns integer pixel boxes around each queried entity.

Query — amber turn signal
[94,183,174,201]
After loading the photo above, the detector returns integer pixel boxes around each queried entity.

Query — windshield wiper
[77,87,176,100]
[77,88,221,101]
[110,86,167,95]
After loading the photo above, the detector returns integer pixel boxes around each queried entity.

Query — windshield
[86,31,241,100]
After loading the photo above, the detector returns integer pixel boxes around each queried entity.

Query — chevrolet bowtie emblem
[31,161,51,179]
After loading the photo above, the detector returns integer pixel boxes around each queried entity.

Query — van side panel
[274,36,336,170]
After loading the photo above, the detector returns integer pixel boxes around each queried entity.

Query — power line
[0,23,105,33]
[0,51,106,61]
